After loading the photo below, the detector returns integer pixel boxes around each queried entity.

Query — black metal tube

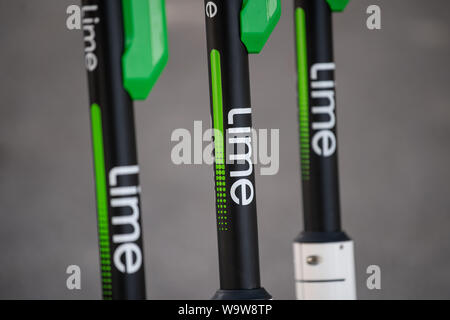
[295,0,343,236]
[204,0,269,298]
[292,1,356,300]
[82,0,146,299]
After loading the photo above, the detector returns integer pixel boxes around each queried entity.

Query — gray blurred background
[0,0,449,299]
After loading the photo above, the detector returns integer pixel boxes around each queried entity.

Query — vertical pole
[292,0,356,300]
[82,0,146,300]
[204,0,271,300]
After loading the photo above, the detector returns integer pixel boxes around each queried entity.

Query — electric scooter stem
[292,0,356,300]
[204,0,280,300]
[81,0,168,299]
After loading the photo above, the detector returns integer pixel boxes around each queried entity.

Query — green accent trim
[295,9,310,181]
[210,50,229,232]
[211,50,224,165]
[240,0,281,54]
[122,0,169,100]
[90,104,113,299]
[326,0,350,12]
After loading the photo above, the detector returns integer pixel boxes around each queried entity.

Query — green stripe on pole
[295,8,311,181]
[90,104,113,298]
[211,49,224,165]
[210,50,229,232]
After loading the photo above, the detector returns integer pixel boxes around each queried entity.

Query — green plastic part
[122,0,169,100]
[326,0,350,12]
[240,0,281,54]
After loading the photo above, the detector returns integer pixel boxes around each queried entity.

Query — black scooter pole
[81,0,168,299]
[292,0,356,299]
[203,0,280,300]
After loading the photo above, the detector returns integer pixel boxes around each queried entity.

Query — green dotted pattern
[296,8,311,181]
[91,104,113,300]
[211,50,229,232]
